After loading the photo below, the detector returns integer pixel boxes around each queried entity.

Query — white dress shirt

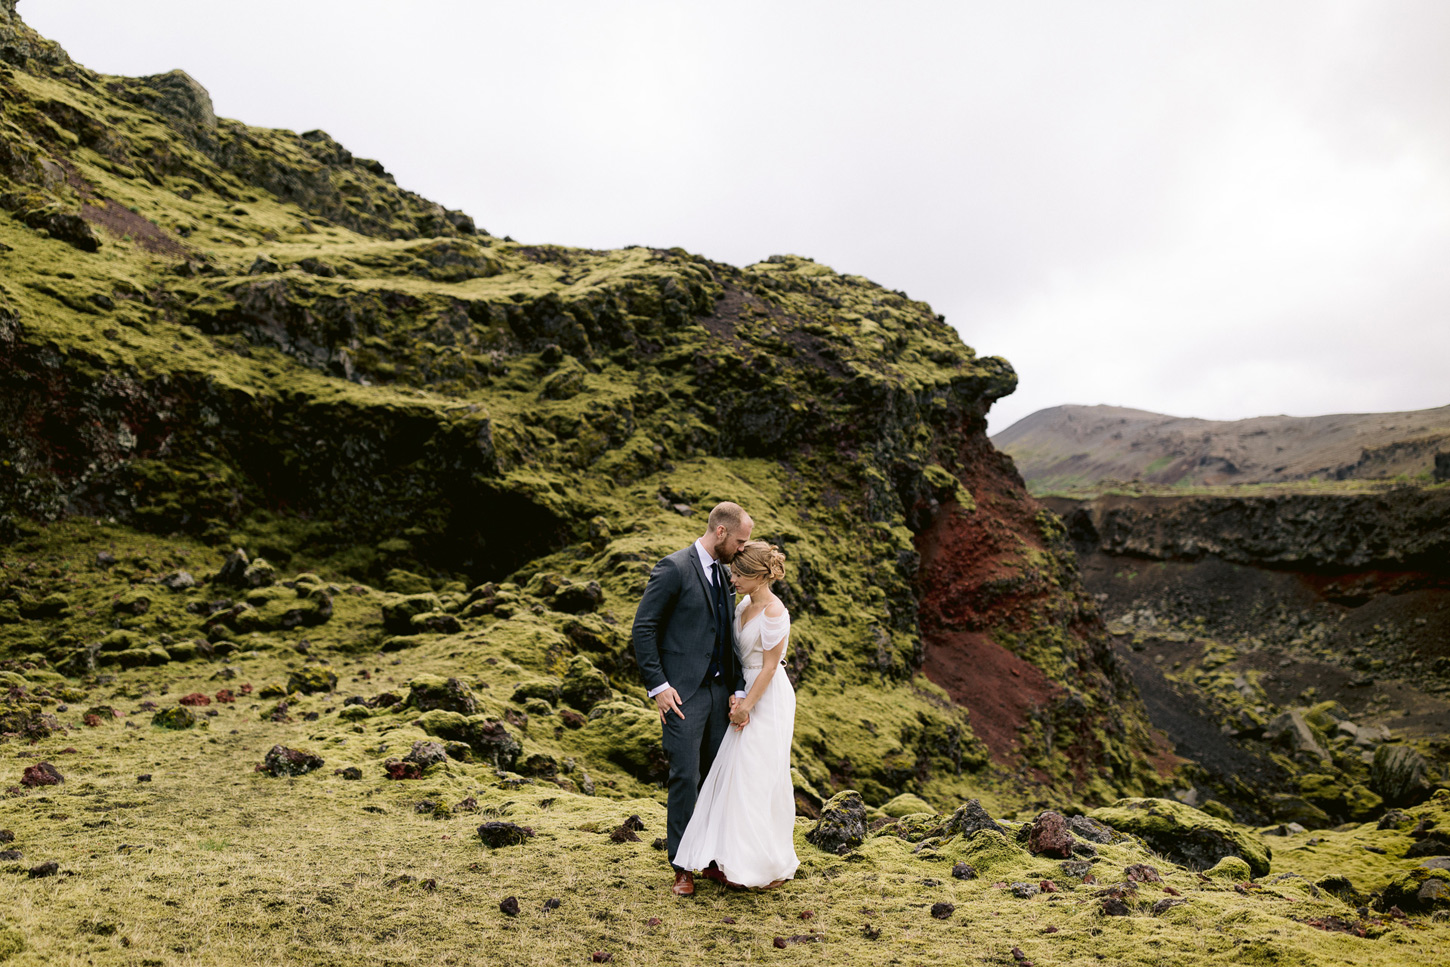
[647,539,746,700]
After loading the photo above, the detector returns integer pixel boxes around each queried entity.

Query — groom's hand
[654,686,685,723]
[729,704,750,729]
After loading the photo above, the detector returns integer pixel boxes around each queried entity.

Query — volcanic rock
[805,790,867,854]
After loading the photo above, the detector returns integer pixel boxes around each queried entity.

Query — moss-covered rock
[1204,855,1252,881]
[806,790,868,854]
[881,793,936,818]
[1378,868,1450,914]
[1088,797,1271,877]
[559,655,611,711]
[383,594,444,634]
[152,706,197,729]
[574,702,665,782]
[1373,744,1431,807]
[259,745,324,777]
[287,665,338,695]
[405,674,477,715]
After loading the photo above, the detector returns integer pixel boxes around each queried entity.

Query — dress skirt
[673,664,799,887]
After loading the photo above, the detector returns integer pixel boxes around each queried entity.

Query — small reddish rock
[799,910,815,920]
[1039,880,1059,893]
[20,762,63,787]
[239,683,253,695]
[215,689,236,703]
[647,917,662,927]
[1026,811,1075,859]
[1101,896,1131,917]
[179,693,211,706]
[592,953,612,963]
[1124,863,1162,884]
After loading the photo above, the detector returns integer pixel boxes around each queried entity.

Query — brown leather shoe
[671,870,694,896]
[699,865,728,886]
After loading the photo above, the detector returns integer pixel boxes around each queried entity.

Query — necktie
[708,562,728,680]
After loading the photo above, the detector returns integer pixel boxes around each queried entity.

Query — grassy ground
[2,525,1448,966]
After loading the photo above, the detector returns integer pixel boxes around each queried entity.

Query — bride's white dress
[674,595,799,887]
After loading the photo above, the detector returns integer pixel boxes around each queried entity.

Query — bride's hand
[729,705,750,728]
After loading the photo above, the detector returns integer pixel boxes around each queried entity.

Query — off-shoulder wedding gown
[673,595,799,887]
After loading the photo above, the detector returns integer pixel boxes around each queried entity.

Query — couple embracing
[631,502,799,896]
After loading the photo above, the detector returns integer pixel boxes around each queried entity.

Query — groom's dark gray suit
[632,542,746,867]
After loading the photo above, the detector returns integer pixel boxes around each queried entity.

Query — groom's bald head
[705,502,753,562]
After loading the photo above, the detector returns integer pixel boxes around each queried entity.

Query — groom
[632,501,753,896]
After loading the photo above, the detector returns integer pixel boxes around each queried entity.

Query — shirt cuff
[734,690,746,699]
[647,682,672,699]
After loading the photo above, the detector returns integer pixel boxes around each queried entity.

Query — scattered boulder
[1265,708,1330,762]
[511,678,562,705]
[499,895,520,916]
[409,611,462,634]
[929,902,954,919]
[20,761,63,787]
[478,822,535,848]
[1124,863,1162,884]
[1088,798,1271,878]
[151,707,197,730]
[1377,869,1450,915]
[336,766,362,780]
[881,793,936,818]
[1204,856,1253,881]
[28,860,58,878]
[405,675,478,715]
[559,655,612,711]
[1026,811,1075,858]
[951,862,977,880]
[552,580,604,614]
[414,710,522,771]
[215,549,255,587]
[1101,896,1131,917]
[1010,882,1040,899]
[287,665,338,695]
[384,759,423,781]
[403,740,447,770]
[806,790,868,854]
[382,594,444,634]
[1067,815,1117,844]
[259,745,324,777]
[112,589,152,615]
[178,693,210,706]
[1371,744,1431,807]
[946,799,1007,838]
[160,570,195,591]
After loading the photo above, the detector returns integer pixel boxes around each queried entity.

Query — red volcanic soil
[914,435,1065,765]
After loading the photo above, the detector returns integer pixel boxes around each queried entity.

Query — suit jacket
[632,543,745,704]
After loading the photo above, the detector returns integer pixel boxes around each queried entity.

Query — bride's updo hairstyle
[732,540,786,584]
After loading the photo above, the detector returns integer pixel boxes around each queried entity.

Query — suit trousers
[662,674,731,869]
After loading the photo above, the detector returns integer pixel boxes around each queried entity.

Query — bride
[673,540,799,889]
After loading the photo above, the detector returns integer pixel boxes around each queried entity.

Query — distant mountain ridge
[993,403,1450,492]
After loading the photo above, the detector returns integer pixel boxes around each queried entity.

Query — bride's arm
[730,608,788,723]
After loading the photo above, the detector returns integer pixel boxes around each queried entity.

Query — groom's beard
[711,536,735,562]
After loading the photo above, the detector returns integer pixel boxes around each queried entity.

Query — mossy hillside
[1,2,1160,820]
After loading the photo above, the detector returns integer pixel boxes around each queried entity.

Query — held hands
[729,695,750,730]
[654,686,685,724]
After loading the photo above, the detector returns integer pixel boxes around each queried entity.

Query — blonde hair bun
[735,540,786,582]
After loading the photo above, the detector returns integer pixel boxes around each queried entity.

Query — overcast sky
[25,1,1450,433]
